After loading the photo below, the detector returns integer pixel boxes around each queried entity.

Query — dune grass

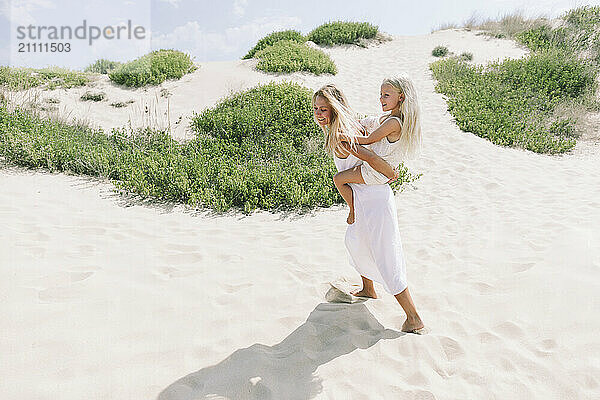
[254,40,337,75]
[109,49,196,87]
[0,66,91,91]
[242,30,306,59]
[84,59,123,74]
[0,82,418,213]
[431,50,595,154]
[307,21,378,46]
[432,46,449,57]
[431,6,599,154]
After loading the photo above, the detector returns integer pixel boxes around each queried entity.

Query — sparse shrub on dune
[0,66,90,90]
[307,21,378,46]
[109,49,197,88]
[254,40,337,75]
[84,59,123,74]
[80,91,106,102]
[460,52,473,61]
[243,30,306,59]
[432,46,449,57]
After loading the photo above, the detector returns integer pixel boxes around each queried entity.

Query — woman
[312,84,426,334]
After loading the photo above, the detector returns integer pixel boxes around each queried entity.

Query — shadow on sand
[158,302,404,400]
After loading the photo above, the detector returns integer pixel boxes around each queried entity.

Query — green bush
[460,52,473,61]
[432,46,449,57]
[496,50,594,101]
[80,91,106,101]
[0,82,418,213]
[307,21,378,46]
[109,49,196,87]
[243,30,306,59]
[0,66,90,90]
[515,24,555,51]
[254,40,337,75]
[84,59,122,74]
[563,5,600,28]
[430,53,594,154]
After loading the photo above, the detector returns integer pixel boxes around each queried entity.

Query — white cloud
[233,0,248,17]
[5,0,56,25]
[158,0,180,8]
[151,16,302,60]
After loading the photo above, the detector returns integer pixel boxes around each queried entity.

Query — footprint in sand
[159,252,204,264]
[493,321,525,338]
[24,270,95,290]
[154,266,199,279]
[509,261,536,273]
[476,331,501,344]
[29,270,96,303]
[472,281,495,294]
[438,336,465,362]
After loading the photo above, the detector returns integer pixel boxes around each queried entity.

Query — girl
[312,83,426,335]
[335,75,422,224]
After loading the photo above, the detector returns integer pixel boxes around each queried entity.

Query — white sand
[2,29,600,400]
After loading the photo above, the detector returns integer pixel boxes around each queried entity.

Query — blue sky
[1,0,599,69]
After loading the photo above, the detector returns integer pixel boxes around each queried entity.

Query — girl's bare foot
[350,288,377,298]
[347,208,355,224]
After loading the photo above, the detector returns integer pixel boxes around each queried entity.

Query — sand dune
[2,29,600,399]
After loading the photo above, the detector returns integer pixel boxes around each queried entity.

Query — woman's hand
[339,133,353,143]
[386,167,400,184]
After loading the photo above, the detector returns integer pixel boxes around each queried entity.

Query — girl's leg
[333,165,365,224]
[350,144,398,181]
[394,287,426,333]
[350,275,377,298]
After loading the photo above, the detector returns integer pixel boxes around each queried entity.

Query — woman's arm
[340,142,398,182]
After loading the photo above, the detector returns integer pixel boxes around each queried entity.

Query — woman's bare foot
[350,288,377,298]
[346,208,355,224]
[401,317,426,334]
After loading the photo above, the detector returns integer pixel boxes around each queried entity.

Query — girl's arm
[340,142,398,182]
[344,118,401,145]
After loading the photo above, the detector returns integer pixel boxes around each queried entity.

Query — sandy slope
[2,29,600,400]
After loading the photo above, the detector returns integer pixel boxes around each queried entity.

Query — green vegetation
[110,100,134,108]
[430,50,595,154]
[0,66,90,90]
[80,91,106,102]
[431,6,599,154]
[432,46,449,57]
[514,6,600,64]
[254,40,337,75]
[460,52,473,61]
[307,21,378,46]
[109,49,196,87]
[243,30,306,59]
[84,59,122,74]
[0,82,418,214]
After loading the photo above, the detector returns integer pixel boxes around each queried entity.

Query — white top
[359,115,405,167]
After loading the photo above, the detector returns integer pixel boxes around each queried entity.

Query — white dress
[334,153,408,295]
[358,115,405,185]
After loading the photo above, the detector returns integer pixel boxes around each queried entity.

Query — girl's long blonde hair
[312,84,363,156]
[382,74,422,159]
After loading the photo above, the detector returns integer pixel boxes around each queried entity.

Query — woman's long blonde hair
[382,74,422,159]
[312,84,363,156]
